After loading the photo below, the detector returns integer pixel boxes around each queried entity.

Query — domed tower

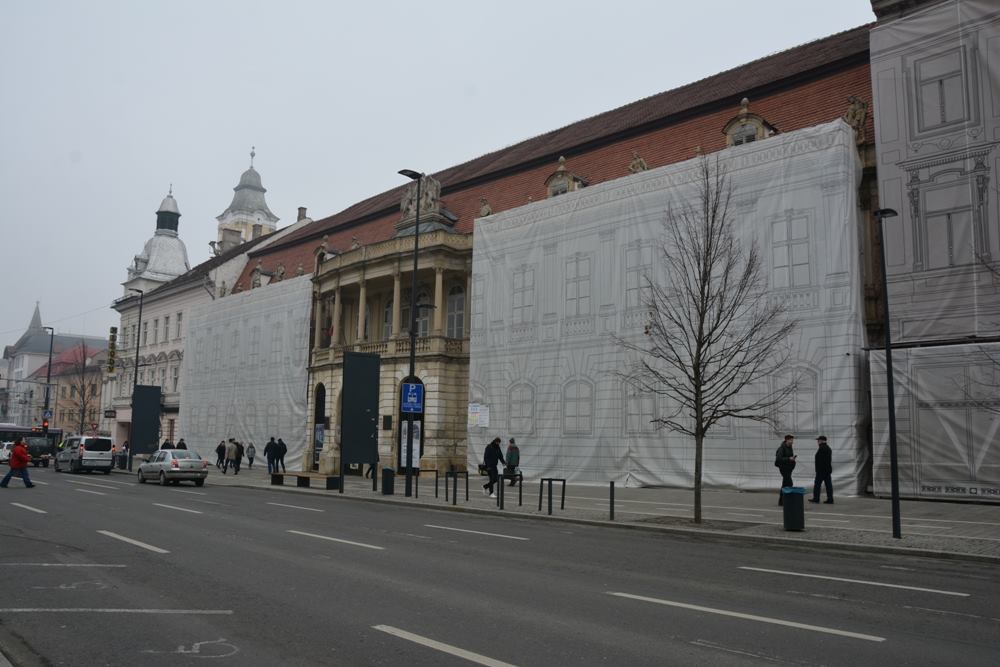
[123,188,191,295]
[215,147,279,246]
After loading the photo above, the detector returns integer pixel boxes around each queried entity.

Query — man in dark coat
[264,437,277,474]
[276,438,288,473]
[176,438,187,450]
[809,435,833,504]
[481,437,505,498]
[774,434,797,506]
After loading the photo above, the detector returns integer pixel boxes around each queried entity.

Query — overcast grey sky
[0,0,876,349]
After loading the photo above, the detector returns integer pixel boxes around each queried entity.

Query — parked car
[53,435,114,474]
[0,442,12,463]
[137,450,209,486]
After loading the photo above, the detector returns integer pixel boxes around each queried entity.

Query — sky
[0,0,876,350]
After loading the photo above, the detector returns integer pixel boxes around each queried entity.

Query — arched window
[563,379,594,435]
[775,367,819,435]
[508,383,534,434]
[624,381,656,434]
[446,285,465,338]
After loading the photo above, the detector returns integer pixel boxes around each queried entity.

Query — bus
[0,423,64,467]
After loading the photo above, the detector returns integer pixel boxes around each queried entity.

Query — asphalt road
[2,467,998,666]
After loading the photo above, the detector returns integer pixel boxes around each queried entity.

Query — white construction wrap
[469,120,867,491]
[180,275,312,468]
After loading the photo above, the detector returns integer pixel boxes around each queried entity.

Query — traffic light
[107,326,117,373]
[42,418,49,434]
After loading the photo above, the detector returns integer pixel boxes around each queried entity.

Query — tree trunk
[694,431,703,524]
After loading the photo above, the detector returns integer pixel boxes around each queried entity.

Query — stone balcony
[311,335,469,368]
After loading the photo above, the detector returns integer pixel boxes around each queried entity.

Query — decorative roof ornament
[250,145,255,167]
[251,260,262,289]
[479,197,493,217]
[273,263,285,282]
[843,95,869,145]
[628,150,648,174]
[296,262,304,276]
[544,155,587,197]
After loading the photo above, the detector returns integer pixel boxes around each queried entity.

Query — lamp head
[398,169,423,181]
[873,208,898,220]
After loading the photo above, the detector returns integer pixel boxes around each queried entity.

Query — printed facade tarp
[469,120,867,491]
[870,1,1000,502]
[870,344,1000,501]
[179,276,312,468]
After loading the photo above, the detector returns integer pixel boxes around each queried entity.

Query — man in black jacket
[482,437,505,498]
[809,435,833,504]
[775,434,797,506]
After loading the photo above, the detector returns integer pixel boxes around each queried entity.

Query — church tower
[215,147,279,249]
[123,188,191,295]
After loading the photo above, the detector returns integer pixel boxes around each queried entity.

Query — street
[2,467,999,666]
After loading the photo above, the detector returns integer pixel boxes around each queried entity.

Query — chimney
[221,228,242,253]
[298,206,307,221]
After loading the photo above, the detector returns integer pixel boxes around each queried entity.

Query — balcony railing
[311,335,469,366]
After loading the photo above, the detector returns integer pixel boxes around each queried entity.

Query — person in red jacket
[1,437,35,488]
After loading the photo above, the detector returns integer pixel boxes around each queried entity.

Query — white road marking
[89,478,132,486]
[28,480,49,485]
[808,518,850,523]
[424,524,529,541]
[903,605,988,620]
[267,502,324,512]
[0,608,231,614]
[689,639,778,661]
[725,513,764,518]
[10,502,46,514]
[97,530,170,554]
[75,489,106,496]
[287,530,384,551]
[1,563,126,568]
[903,524,951,530]
[172,489,207,496]
[64,479,118,490]
[880,566,914,572]
[608,592,885,642]
[152,503,203,515]
[373,625,516,667]
[738,567,968,597]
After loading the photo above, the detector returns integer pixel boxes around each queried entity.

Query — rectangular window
[142,321,148,346]
[71,385,77,398]
[172,366,179,392]
[771,216,810,289]
[159,368,166,388]
[153,318,159,344]
[509,385,534,434]
[472,277,485,332]
[563,382,593,435]
[163,316,170,342]
[512,267,535,324]
[61,386,67,398]
[249,327,261,366]
[90,383,97,397]
[916,49,968,131]
[625,245,653,309]
[176,312,182,339]
[446,288,465,338]
[625,385,656,434]
[565,255,591,316]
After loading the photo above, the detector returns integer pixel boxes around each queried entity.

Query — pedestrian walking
[176,438,187,450]
[119,440,130,469]
[481,437,505,498]
[234,440,245,474]
[504,437,520,486]
[808,435,834,504]
[774,434,797,506]
[223,439,238,474]
[0,437,35,488]
[276,438,288,473]
[264,437,277,474]
[246,442,256,469]
[215,441,226,469]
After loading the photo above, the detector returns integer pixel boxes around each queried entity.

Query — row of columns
[313,267,473,348]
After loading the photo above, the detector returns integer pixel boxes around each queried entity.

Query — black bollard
[610,481,615,521]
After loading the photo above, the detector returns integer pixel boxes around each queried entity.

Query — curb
[190,474,1000,565]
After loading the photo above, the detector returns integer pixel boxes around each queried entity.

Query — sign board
[43,409,53,419]
[401,382,424,414]
[468,403,490,427]
[90,422,98,431]
[104,409,117,419]
[400,418,422,468]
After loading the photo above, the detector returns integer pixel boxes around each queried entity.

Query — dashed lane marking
[10,502,46,514]
[63,479,118,490]
[152,503,203,515]
[97,530,169,554]
[287,530,384,551]
[267,502,324,512]
[424,524,529,541]
[738,566,969,597]
[0,608,231,614]
[608,592,885,642]
[74,489,106,496]
[373,625,516,666]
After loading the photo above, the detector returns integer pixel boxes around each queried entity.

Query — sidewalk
[116,464,1000,563]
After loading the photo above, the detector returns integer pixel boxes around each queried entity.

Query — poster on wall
[399,418,422,469]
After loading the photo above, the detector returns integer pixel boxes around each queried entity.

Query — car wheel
[159,472,168,486]
[194,479,205,487]
[138,470,146,484]
[71,459,80,473]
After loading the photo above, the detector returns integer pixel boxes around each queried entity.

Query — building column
[330,286,342,348]
[465,272,472,337]
[356,279,367,341]
[391,271,401,337]
[433,266,445,334]
[313,293,325,348]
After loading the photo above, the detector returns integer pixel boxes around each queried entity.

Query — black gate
[340,352,380,473]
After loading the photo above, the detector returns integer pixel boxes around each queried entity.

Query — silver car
[137,450,209,486]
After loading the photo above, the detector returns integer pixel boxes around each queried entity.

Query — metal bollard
[452,473,458,506]
[548,480,553,516]
[610,481,615,521]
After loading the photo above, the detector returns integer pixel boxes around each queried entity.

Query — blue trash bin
[782,486,806,531]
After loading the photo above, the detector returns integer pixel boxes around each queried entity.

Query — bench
[271,472,340,490]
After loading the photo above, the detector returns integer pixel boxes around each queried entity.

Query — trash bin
[782,486,805,531]
[382,468,394,495]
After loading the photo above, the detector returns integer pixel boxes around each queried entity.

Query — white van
[54,436,114,474]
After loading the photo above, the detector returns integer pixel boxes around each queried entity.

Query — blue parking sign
[401,383,424,413]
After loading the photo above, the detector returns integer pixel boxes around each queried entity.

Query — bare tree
[616,158,797,523]
[63,341,98,434]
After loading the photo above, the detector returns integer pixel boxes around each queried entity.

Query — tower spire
[250,146,255,168]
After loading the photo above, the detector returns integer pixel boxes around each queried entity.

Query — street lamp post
[874,208,902,539]
[42,326,54,434]
[127,287,144,472]
[399,169,423,497]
